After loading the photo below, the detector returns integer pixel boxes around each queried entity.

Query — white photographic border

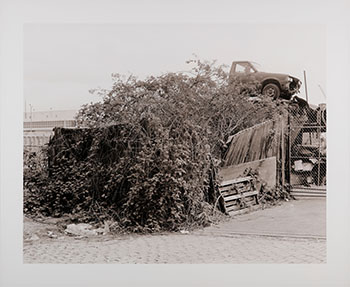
[1,0,349,286]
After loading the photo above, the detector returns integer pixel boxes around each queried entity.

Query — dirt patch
[23,216,69,242]
[23,216,145,244]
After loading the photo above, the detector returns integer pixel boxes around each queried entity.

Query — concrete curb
[194,231,326,241]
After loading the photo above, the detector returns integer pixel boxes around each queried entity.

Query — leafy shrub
[24,117,216,231]
[24,58,289,232]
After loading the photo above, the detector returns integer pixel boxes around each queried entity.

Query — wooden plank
[225,195,258,208]
[226,205,242,212]
[243,196,257,202]
[219,182,251,192]
[232,196,257,206]
[220,183,249,190]
[221,190,238,197]
[219,157,276,188]
[219,187,248,194]
[233,183,247,189]
[219,188,239,194]
[225,201,239,208]
[224,190,258,202]
[220,176,252,187]
[220,185,251,195]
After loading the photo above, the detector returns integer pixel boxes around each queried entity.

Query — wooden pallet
[219,176,259,215]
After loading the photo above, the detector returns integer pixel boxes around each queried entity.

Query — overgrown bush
[24,58,289,232]
[24,117,216,231]
[23,148,49,215]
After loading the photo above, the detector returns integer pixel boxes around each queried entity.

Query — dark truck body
[229,61,302,100]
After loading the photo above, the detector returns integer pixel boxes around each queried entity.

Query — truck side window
[235,63,253,73]
[235,63,246,73]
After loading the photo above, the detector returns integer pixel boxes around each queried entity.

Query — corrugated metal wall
[223,118,284,167]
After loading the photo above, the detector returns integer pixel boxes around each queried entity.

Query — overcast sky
[24,23,326,111]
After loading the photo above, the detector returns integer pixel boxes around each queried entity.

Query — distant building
[24,110,77,151]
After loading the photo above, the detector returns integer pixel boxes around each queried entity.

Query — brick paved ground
[24,234,326,263]
[23,232,326,264]
[198,198,326,238]
[23,199,326,264]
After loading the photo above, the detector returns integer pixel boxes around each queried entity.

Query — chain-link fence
[288,103,326,189]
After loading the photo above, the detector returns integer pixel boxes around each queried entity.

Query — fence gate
[288,105,326,198]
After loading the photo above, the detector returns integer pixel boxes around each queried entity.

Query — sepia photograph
[1,1,350,286]
[23,23,327,264]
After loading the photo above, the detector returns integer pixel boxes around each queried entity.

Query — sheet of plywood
[219,156,276,188]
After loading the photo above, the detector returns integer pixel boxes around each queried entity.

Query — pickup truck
[229,61,302,100]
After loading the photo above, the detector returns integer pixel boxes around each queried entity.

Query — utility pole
[303,70,309,102]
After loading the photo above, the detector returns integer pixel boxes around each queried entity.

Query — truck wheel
[262,83,280,99]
